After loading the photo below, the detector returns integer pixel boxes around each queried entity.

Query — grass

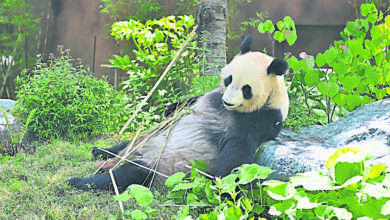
[0,138,162,219]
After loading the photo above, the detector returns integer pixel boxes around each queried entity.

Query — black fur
[164,96,200,117]
[240,36,253,54]
[68,89,283,193]
[204,90,283,177]
[92,142,129,160]
[67,161,152,193]
[267,59,289,75]
[224,75,232,87]
[242,84,253,100]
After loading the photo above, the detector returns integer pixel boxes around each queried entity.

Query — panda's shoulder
[194,88,225,112]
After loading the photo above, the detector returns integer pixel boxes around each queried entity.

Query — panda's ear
[240,36,253,54]
[267,59,289,75]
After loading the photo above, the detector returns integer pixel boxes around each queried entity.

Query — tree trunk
[196,0,227,76]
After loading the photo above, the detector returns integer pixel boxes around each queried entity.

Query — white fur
[221,52,289,120]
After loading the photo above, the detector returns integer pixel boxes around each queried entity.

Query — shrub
[14,50,129,140]
[108,15,203,132]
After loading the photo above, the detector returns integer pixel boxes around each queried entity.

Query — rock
[256,98,390,181]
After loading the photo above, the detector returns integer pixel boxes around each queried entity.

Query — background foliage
[107,15,218,132]
[13,49,129,140]
[0,0,41,98]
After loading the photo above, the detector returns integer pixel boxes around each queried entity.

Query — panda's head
[221,36,289,120]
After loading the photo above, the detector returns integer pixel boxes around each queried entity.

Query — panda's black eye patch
[242,84,253,100]
[224,75,232,87]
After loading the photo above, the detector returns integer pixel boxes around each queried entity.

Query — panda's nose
[223,101,235,107]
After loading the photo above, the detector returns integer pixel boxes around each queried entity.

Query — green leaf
[315,205,335,219]
[113,191,132,202]
[265,182,293,200]
[324,47,338,65]
[335,161,364,185]
[317,81,339,98]
[165,172,186,188]
[315,53,326,67]
[342,75,360,92]
[223,206,242,219]
[128,185,154,207]
[334,93,346,106]
[287,56,300,71]
[285,30,297,46]
[193,160,207,172]
[172,182,199,192]
[273,31,284,42]
[258,20,275,34]
[366,164,386,180]
[131,210,148,220]
[304,70,320,87]
[345,94,362,111]
[237,164,273,184]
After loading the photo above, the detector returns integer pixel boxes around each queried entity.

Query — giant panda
[67,36,289,193]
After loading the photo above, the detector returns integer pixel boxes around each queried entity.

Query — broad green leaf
[366,164,386,180]
[304,70,320,87]
[315,205,335,219]
[237,164,273,184]
[165,172,186,188]
[266,182,292,200]
[224,206,242,219]
[172,182,199,192]
[270,199,294,214]
[287,56,300,71]
[335,161,364,185]
[317,81,339,98]
[220,173,239,193]
[285,30,297,46]
[273,31,284,42]
[333,62,348,75]
[114,190,132,202]
[334,93,346,106]
[324,47,338,65]
[258,20,275,34]
[342,75,360,92]
[128,184,154,207]
[315,53,326,67]
[131,210,147,220]
[345,94,362,111]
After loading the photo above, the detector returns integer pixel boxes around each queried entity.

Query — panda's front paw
[66,177,94,192]
[91,146,110,160]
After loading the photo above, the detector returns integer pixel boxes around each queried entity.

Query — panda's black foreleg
[215,137,257,177]
[66,161,151,193]
[91,141,130,160]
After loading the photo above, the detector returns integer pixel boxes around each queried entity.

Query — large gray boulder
[256,98,390,181]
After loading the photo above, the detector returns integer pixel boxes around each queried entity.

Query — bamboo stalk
[95,148,169,178]
[119,25,199,134]
[109,169,124,212]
